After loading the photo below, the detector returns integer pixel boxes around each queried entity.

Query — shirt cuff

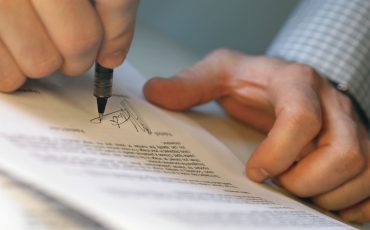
[267,0,370,123]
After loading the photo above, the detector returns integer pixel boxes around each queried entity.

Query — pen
[94,63,113,121]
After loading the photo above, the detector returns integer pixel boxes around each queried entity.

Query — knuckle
[205,48,249,70]
[60,25,102,58]
[285,63,320,86]
[23,55,63,78]
[334,144,365,176]
[285,108,321,135]
[207,48,236,59]
[203,48,245,86]
[288,63,316,78]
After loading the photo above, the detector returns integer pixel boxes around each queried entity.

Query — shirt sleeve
[267,0,370,122]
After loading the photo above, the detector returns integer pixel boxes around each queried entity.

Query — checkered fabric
[267,0,370,124]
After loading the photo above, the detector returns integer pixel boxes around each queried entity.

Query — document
[0,63,355,229]
[0,172,102,230]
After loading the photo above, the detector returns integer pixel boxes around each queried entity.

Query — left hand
[143,49,370,223]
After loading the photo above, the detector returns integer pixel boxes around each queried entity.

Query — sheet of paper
[0,172,103,230]
[0,63,354,229]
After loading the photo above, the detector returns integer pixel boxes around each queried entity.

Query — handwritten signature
[90,96,152,134]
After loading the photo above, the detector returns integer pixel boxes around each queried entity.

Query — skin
[1,1,369,223]
[0,0,139,92]
[143,49,370,223]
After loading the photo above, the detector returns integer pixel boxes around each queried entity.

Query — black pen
[94,63,113,121]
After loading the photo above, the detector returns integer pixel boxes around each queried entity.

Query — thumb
[95,0,139,68]
[144,49,241,111]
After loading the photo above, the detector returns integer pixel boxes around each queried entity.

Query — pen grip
[94,63,113,98]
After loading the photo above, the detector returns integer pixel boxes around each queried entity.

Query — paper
[0,172,102,230]
[0,63,353,229]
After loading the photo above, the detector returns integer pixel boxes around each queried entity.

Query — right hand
[0,0,139,92]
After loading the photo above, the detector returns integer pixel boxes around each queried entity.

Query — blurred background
[129,0,299,77]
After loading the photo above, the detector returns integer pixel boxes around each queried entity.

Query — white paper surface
[0,63,354,229]
[0,172,102,230]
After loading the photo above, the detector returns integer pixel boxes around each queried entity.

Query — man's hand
[143,49,370,222]
[0,0,139,92]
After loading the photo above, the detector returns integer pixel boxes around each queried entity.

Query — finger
[95,0,139,68]
[246,65,322,182]
[31,0,102,76]
[277,86,365,197]
[0,0,62,78]
[314,163,370,211]
[144,49,243,110]
[313,135,370,210]
[0,40,26,92]
[218,96,274,133]
[340,198,370,223]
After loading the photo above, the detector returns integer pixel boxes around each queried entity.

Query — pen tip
[96,97,108,122]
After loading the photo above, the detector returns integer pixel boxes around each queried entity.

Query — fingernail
[99,50,126,67]
[341,210,362,222]
[248,168,269,182]
[112,49,125,56]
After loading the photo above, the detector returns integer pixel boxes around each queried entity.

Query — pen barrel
[94,63,113,98]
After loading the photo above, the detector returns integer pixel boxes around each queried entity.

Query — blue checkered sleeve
[267,0,370,123]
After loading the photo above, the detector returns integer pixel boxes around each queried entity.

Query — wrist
[329,80,369,129]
